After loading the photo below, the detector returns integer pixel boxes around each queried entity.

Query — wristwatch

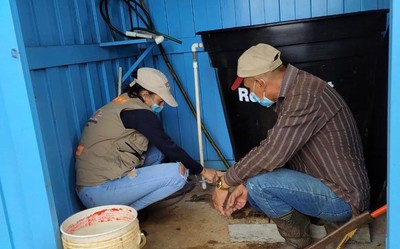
[216,176,229,190]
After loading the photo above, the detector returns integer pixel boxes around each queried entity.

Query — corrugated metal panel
[388,1,400,247]
[14,0,152,224]
[1,0,60,248]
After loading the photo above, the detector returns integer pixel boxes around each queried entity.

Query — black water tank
[198,10,388,208]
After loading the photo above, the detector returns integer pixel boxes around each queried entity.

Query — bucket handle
[139,232,146,248]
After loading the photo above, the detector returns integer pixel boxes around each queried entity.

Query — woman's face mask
[150,94,164,113]
[151,103,164,113]
[250,80,275,108]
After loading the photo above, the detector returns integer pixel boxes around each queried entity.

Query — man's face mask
[250,79,275,108]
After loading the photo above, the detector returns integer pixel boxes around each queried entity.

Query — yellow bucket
[60,205,146,249]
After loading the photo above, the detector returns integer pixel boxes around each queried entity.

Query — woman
[75,67,219,211]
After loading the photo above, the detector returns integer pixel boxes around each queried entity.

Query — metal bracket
[99,39,157,83]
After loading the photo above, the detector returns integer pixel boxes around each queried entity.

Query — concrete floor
[139,181,386,249]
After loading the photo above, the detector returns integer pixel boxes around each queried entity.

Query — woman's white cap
[130,67,178,107]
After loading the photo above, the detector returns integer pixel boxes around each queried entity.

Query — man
[212,44,370,248]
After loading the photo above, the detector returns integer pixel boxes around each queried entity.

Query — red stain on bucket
[60,205,144,249]
[65,207,134,234]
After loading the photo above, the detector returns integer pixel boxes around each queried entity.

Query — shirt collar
[278,64,299,98]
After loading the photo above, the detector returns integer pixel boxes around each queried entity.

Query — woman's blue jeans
[77,145,188,211]
[246,168,352,222]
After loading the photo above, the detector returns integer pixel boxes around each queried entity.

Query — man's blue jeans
[77,145,188,211]
[246,168,352,222]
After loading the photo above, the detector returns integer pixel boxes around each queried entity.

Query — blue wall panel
[327,0,344,15]
[167,0,195,38]
[311,0,327,17]
[235,0,252,26]
[33,0,60,45]
[363,0,378,10]
[46,68,78,219]
[65,65,87,137]
[250,0,265,24]
[265,0,281,22]
[295,0,312,19]
[281,0,296,20]
[193,0,222,31]
[73,1,93,43]
[1,0,60,247]
[16,1,38,46]
[148,0,168,35]
[345,0,361,12]
[388,1,400,247]
[220,0,237,28]
[2,0,393,248]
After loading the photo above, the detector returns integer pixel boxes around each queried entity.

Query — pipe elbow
[191,42,203,52]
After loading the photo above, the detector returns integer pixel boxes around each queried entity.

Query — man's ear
[254,78,266,88]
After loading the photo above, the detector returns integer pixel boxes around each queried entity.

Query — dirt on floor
[139,181,386,249]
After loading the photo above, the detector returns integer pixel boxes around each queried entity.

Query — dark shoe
[271,209,313,249]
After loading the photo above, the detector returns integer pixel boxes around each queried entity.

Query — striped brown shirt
[225,64,370,212]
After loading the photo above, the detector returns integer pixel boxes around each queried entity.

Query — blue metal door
[0,0,59,248]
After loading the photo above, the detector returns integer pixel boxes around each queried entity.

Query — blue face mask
[151,104,164,113]
[148,94,164,113]
[250,80,275,108]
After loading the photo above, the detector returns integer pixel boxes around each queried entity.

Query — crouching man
[212,43,370,249]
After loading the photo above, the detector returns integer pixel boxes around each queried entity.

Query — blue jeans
[246,168,352,222]
[77,145,188,211]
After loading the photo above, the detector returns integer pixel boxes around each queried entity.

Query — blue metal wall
[1,1,59,248]
[1,0,397,248]
[388,1,400,248]
[14,0,147,224]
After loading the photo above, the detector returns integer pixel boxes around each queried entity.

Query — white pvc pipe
[118,67,122,96]
[125,31,153,39]
[125,31,164,44]
[191,42,206,190]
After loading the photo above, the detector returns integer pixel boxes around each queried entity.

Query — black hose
[129,0,155,29]
[99,0,230,169]
[122,0,151,30]
[99,0,181,44]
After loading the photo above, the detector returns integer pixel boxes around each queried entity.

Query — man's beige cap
[130,67,178,107]
[231,43,282,90]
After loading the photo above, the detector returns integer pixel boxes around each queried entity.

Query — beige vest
[75,94,150,186]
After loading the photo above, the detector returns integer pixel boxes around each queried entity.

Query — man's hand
[212,188,229,216]
[224,184,248,216]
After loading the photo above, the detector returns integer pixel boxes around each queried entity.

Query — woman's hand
[200,167,220,183]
